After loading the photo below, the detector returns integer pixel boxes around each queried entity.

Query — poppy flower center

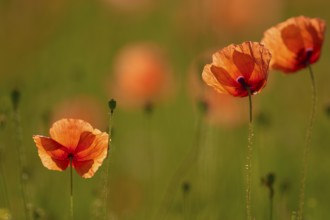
[237,76,249,88]
[68,153,74,160]
[305,48,313,64]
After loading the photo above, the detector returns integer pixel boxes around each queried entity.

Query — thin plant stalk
[0,145,11,211]
[239,80,254,220]
[12,94,29,220]
[159,100,206,220]
[70,157,74,220]
[297,64,316,220]
[144,102,154,219]
[104,99,116,219]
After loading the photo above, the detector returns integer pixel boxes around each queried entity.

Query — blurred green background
[0,0,330,219]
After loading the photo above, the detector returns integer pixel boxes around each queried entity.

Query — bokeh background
[0,0,330,219]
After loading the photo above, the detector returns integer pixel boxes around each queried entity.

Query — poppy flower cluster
[202,16,326,97]
[33,118,109,178]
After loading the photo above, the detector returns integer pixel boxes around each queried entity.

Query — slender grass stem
[297,64,316,220]
[104,99,116,219]
[70,157,73,220]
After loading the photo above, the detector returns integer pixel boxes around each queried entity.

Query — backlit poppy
[262,16,326,73]
[202,41,271,97]
[33,118,109,178]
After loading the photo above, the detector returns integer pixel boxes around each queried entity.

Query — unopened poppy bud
[108,99,117,113]
[11,89,20,111]
[182,181,191,194]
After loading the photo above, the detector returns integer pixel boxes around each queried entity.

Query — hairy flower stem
[297,65,316,220]
[70,157,74,220]
[239,79,254,220]
[104,99,116,220]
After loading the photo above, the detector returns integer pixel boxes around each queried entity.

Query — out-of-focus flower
[51,95,107,130]
[100,0,155,14]
[202,41,271,97]
[107,43,173,109]
[188,51,247,127]
[174,0,282,42]
[207,0,283,33]
[33,118,108,178]
[262,16,326,73]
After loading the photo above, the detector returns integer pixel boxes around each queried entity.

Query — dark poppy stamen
[305,48,313,65]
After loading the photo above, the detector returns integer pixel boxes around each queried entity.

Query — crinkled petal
[33,135,69,171]
[202,64,229,95]
[72,132,108,178]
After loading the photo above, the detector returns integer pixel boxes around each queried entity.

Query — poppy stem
[297,64,316,220]
[70,157,74,220]
[104,99,116,219]
[144,102,155,219]
[240,81,254,220]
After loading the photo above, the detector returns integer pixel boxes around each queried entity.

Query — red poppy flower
[33,118,109,178]
[202,41,271,97]
[262,16,326,73]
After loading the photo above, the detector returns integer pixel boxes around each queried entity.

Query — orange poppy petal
[33,135,69,171]
[202,64,229,95]
[73,132,108,178]
[74,131,97,154]
[75,132,108,161]
[49,118,94,152]
[73,159,95,178]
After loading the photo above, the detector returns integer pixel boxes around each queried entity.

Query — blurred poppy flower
[202,41,271,97]
[100,0,155,13]
[107,43,173,109]
[33,118,108,178]
[262,16,326,73]
[51,95,107,130]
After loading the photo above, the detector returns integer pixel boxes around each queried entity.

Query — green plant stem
[241,83,253,220]
[270,193,273,220]
[13,110,29,220]
[70,158,73,220]
[145,104,154,219]
[246,122,253,220]
[159,103,205,220]
[104,109,115,220]
[0,145,11,211]
[297,64,316,220]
